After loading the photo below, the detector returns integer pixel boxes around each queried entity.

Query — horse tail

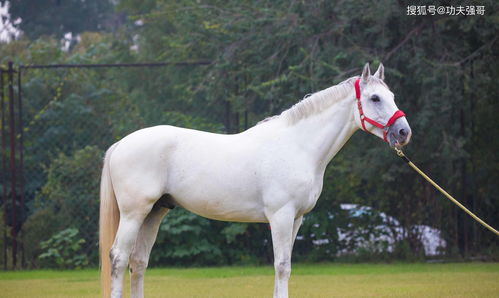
[99,142,120,298]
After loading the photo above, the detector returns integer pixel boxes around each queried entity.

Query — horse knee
[275,260,291,279]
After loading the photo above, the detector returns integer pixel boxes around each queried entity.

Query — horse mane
[257,76,388,126]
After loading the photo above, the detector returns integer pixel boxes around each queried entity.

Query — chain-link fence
[1,61,224,269]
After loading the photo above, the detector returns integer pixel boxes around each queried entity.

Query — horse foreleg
[290,215,303,251]
[269,206,296,298]
[129,205,170,298]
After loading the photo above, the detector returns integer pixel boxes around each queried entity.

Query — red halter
[354,78,406,142]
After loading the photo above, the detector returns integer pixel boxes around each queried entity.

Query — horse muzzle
[387,120,412,148]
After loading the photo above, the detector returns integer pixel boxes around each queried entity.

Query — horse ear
[361,63,371,84]
[374,63,385,80]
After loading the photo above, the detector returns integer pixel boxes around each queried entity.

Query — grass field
[0,263,498,297]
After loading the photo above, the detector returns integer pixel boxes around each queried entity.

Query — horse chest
[297,176,323,215]
[261,166,324,217]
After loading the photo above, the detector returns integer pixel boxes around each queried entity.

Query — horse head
[353,63,412,148]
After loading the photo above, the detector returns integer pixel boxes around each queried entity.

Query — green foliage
[4,0,115,41]
[222,223,248,244]
[1,0,497,268]
[39,228,89,269]
[22,146,103,267]
[152,209,269,266]
[152,209,223,266]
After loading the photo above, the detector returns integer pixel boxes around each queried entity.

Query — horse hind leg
[110,201,154,298]
[129,202,170,298]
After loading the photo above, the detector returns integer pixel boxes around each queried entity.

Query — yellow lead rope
[394,148,499,236]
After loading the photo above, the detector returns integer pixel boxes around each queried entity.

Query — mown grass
[0,263,497,297]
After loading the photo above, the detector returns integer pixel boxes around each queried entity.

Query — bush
[39,227,89,269]
[22,145,103,267]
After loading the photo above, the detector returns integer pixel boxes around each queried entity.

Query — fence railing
[1,61,214,269]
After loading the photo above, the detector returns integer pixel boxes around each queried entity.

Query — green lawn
[0,263,498,297]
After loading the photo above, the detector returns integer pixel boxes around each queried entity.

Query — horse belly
[175,193,267,223]
[166,138,267,222]
[169,174,266,222]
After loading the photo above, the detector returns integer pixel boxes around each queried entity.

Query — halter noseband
[354,78,406,142]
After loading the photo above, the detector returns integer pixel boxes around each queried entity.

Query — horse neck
[282,90,359,172]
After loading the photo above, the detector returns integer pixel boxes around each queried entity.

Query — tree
[2,0,497,268]
[3,0,117,41]
[22,146,103,266]
[117,0,499,258]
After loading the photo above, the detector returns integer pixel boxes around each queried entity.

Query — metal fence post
[7,61,17,269]
[11,61,212,269]
[0,67,7,270]
[17,66,25,269]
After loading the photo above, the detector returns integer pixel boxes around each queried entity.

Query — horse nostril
[399,129,407,137]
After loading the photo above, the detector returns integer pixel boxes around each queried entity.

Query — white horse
[99,63,411,298]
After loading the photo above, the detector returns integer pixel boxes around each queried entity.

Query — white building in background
[337,204,446,256]
[303,204,446,257]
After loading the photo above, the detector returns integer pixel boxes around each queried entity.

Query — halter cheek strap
[354,78,406,142]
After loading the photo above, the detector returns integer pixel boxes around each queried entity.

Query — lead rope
[393,147,499,236]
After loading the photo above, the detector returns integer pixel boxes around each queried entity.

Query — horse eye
[370,95,380,102]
